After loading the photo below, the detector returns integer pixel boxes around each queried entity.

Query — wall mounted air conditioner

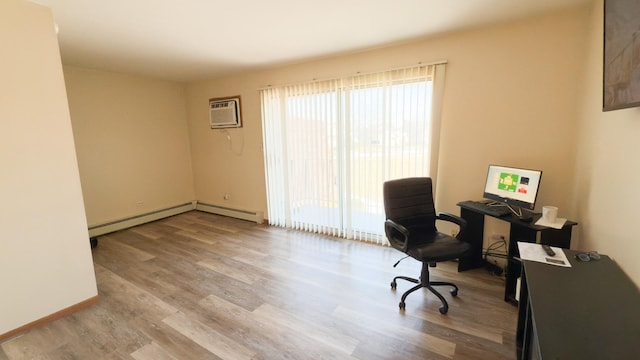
[209,96,242,128]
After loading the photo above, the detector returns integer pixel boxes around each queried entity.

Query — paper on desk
[534,217,567,229]
[517,242,572,267]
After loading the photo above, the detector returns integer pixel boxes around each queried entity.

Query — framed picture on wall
[603,0,640,111]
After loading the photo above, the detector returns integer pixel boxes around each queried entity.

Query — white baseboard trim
[195,202,264,224]
[88,202,196,237]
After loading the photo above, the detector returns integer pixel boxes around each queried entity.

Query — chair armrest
[437,212,467,241]
[385,219,410,252]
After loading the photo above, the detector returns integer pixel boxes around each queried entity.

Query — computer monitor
[483,165,542,213]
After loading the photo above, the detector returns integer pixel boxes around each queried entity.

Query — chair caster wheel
[399,302,406,310]
[439,306,448,314]
[450,288,458,297]
[390,281,397,289]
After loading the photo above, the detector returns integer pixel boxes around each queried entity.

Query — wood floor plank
[0,211,517,359]
[196,258,263,285]
[352,335,450,360]
[93,264,178,320]
[130,342,178,360]
[333,305,457,359]
[195,293,316,360]
[162,311,256,360]
[128,317,217,360]
[252,303,360,355]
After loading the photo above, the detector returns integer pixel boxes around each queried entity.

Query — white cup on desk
[542,206,558,223]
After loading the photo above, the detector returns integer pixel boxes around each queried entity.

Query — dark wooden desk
[457,201,577,302]
[517,250,640,359]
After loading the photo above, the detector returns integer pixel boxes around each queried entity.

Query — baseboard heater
[195,202,264,224]
[87,202,195,238]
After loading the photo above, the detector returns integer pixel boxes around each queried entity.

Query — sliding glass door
[261,64,444,244]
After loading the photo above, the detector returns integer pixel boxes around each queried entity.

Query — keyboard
[459,201,512,217]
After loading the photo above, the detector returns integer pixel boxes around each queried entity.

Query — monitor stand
[486,202,533,222]
[508,204,533,222]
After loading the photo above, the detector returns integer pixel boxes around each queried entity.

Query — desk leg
[505,225,537,302]
[516,266,529,360]
[458,208,484,271]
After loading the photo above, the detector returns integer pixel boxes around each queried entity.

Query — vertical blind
[260,63,446,244]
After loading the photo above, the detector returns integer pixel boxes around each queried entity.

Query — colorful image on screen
[483,165,542,209]
[498,173,519,192]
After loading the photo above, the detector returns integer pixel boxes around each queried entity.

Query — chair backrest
[383,177,437,234]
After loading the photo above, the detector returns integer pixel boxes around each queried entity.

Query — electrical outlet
[224,193,231,200]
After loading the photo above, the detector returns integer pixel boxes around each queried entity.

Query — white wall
[0,0,97,335]
[574,0,640,285]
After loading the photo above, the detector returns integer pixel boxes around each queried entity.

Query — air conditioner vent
[209,96,242,128]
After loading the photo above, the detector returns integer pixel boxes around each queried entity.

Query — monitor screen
[483,165,542,210]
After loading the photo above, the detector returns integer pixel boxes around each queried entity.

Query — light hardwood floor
[0,211,517,359]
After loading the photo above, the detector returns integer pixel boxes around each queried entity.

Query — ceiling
[32,0,591,83]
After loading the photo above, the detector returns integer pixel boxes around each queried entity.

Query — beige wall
[0,0,97,335]
[186,79,267,212]
[64,67,195,226]
[187,77,266,212]
[574,0,640,284]
[435,11,587,216]
[186,7,590,248]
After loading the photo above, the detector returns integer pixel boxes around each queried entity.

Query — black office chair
[383,177,470,314]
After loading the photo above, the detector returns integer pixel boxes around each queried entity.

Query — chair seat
[407,232,471,263]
